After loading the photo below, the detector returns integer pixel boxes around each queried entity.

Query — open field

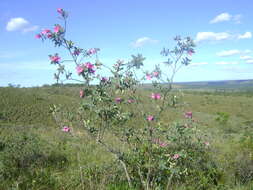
[0,83,253,190]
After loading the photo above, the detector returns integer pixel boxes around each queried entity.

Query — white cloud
[22,25,39,33]
[216,61,239,65]
[131,37,159,48]
[6,17,38,33]
[233,14,242,24]
[6,17,29,31]
[195,32,231,43]
[210,13,242,24]
[190,62,208,66]
[216,49,241,57]
[238,32,252,39]
[196,31,252,43]
[240,55,252,60]
[210,13,231,24]
[245,59,253,64]
[216,49,252,58]
[244,49,252,54]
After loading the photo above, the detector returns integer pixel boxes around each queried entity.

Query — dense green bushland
[0,86,79,126]
[0,86,253,189]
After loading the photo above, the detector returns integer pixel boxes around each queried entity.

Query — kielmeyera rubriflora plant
[36,8,220,189]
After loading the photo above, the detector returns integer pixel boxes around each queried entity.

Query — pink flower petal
[173,154,180,159]
[146,74,152,80]
[115,97,122,103]
[57,8,64,14]
[147,115,154,121]
[80,90,84,98]
[35,34,42,39]
[62,126,70,132]
[76,65,84,74]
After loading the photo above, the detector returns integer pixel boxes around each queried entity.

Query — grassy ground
[0,86,253,189]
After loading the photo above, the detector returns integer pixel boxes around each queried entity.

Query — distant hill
[173,79,253,91]
[28,79,253,91]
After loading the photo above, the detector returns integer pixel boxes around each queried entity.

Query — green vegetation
[0,85,253,189]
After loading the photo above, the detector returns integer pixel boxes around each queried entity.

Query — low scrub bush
[0,127,68,189]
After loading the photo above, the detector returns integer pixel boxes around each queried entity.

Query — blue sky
[1,0,253,87]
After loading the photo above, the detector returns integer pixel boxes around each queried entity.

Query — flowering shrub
[37,9,221,189]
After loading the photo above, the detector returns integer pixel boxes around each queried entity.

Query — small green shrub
[216,112,230,125]
[234,131,253,185]
[0,128,68,189]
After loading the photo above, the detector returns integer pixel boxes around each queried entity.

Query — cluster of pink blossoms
[85,62,94,69]
[35,25,62,39]
[35,9,65,40]
[87,48,99,56]
[76,62,95,75]
[184,111,192,119]
[115,98,135,104]
[151,93,161,100]
[146,71,160,80]
[50,55,61,64]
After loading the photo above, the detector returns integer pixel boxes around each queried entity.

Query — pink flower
[188,50,194,56]
[62,126,70,132]
[147,115,154,121]
[57,8,64,14]
[173,154,180,159]
[128,99,134,103]
[86,68,95,74]
[84,62,95,74]
[54,25,61,33]
[184,111,192,119]
[47,33,52,38]
[87,48,97,55]
[146,74,152,80]
[50,55,61,63]
[151,93,161,100]
[80,90,84,98]
[35,34,42,39]
[159,142,168,147]
[153,71,159,77]
[41,29,51,35]
[204,141,210,146]
[115,97,122,103]
[76,65,84,74]
[85,62,94,69]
